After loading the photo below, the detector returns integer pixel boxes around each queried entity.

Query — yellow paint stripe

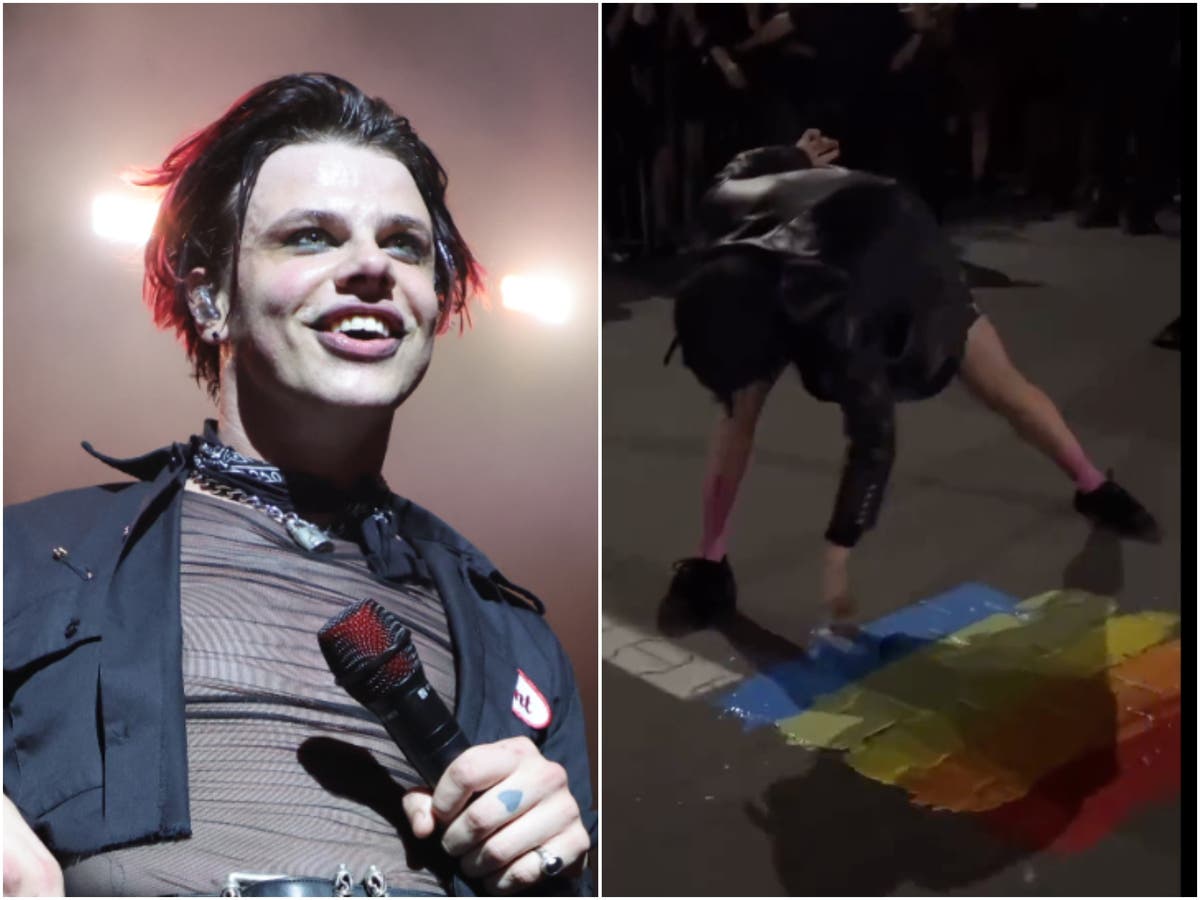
[782,689,918,751]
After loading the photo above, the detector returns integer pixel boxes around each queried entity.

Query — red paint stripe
[980,699,1180,852]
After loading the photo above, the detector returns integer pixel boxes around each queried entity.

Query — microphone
[318,599,470,787]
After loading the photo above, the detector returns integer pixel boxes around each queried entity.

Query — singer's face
[220,141,440,414]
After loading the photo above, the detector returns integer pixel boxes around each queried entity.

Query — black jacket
[4,439,596,896]
[677,145,978,546]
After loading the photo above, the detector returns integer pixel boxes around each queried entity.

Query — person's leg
[957,314,1159,538]
[699,379,775,561]
[958,315,1105,490]
[668,247,791,613]
[668,377,775,616]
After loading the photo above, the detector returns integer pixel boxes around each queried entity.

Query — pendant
[286,517,334,553]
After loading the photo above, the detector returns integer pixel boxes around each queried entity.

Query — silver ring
[535,846,565,878]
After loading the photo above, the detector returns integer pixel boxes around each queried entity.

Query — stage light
[92,192,159,245]
[500,273,571,325]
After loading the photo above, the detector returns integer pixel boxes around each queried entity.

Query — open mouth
[313,310,406,361]
[316,312,405,341]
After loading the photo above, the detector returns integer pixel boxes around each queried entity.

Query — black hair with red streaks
[137,73,484,398]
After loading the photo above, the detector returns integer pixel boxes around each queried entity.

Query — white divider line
[602,612,745,700]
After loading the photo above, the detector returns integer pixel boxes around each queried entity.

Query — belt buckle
[333,865,355,897]
[363,864,388,897]
[218,863,381,897]
[220,872,289,897]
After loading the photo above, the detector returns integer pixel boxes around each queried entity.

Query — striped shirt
[62,491,456,896]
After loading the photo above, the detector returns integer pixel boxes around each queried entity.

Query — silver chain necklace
[188,472,335,553]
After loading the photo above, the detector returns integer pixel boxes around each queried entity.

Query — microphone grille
[318,599,421,698]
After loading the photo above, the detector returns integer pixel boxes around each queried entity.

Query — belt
[227,879,373,897]
[179,866,441,898]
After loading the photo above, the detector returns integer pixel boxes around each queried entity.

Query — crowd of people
[604,4,1183,261]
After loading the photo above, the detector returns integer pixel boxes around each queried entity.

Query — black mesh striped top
[62,490,456,896]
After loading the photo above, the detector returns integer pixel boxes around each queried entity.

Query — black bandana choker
[187,420,394,553]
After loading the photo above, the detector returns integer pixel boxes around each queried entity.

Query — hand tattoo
[498,790,523,814]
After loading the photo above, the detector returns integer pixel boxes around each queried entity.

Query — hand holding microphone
[319,600,590,894]
[319,598,469,786]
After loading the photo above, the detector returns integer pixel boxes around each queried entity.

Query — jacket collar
[80,435,545,614]
[82,438,190,481]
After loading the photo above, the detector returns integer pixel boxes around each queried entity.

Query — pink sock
[700,535,728,562]
[699,475,734,561]
[1062,448,1106,493]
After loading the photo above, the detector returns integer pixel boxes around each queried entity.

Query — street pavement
[600,213,1184,896]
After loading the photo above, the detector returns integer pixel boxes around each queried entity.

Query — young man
[4,74,593,897]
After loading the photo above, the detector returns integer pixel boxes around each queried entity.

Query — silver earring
[192,287,221,324]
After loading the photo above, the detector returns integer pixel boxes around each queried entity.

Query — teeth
[330,315,391,338]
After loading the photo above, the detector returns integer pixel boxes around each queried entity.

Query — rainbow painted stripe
[711,584,1181,851]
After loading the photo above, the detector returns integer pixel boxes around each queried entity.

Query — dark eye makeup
[276,221,430,262]
[381,230,431,261]
[284,227,336,249]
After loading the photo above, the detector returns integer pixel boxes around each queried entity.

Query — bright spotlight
[500,273,571,325]
[92,193,159,245]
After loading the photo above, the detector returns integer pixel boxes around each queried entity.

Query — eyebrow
[267,209,432,238]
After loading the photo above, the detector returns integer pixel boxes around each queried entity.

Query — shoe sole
[1076,507,1162,544]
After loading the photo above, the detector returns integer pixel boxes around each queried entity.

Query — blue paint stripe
[713,582,1018,730]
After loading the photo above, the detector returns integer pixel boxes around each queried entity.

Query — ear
[185,268,231,344]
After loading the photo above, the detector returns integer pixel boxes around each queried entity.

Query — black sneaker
[666,557,736,620]
[1074,475,1162,543]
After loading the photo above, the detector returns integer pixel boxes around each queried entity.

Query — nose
[334,241,395,303]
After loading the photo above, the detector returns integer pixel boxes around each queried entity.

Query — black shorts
[672,238,981,411]
[673,247,792,409]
